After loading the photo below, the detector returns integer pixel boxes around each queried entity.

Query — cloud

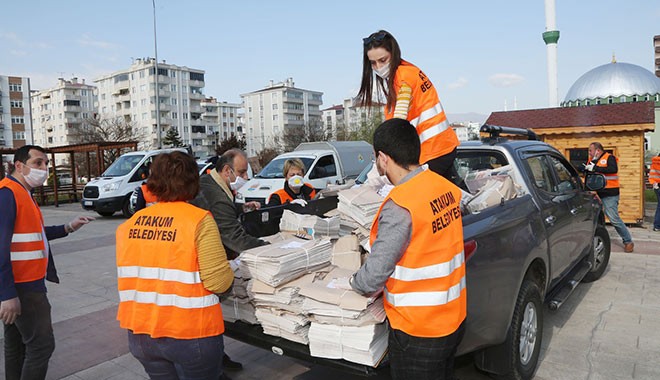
[488,73,525,88]
[0,31,51,49]
[10,50,27,57]
[447,77,468,90]
[77,34,118,50]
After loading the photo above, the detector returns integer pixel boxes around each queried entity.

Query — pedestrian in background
[116,151,234,380]
[357,30,459,179]
[584,142,634,252]
[650,153,660,232]
[0,145,93,380]
[346,119,466,380]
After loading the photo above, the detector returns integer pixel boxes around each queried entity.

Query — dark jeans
[388,321,465,380]
[654,187,660,229]
[128,331,224,380]
[426,149,457,181]
[4,290,55,380]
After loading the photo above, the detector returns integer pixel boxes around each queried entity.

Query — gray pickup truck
[225,126,611,380]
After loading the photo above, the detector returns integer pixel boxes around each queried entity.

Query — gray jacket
[191,172,268,259]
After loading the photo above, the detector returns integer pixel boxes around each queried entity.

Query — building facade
[241,78,323,156]
[95,58,214,157]
[200,97,243,151]
[0,75,32,149]
[654,35,660,78]
[31,78,96,155]
[321,98,385,141]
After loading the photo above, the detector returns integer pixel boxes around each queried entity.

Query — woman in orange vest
[267,158,316,206]
[650,154,660,231]
[343,119,466,380]
[116,151,235,379]
[357,30,460,179]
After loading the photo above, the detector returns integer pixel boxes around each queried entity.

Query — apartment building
[31,78,96,154]
[200,97,242,149]
[321,98,385,140]
[655,35,660,78]
[241,78,323,156]
[95,58,214,157]
[0,75,32,148]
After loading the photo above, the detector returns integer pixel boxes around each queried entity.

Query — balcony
[188,79,204,88]
[189,92,205,100]
[64,105,82,112]
[284,119,304,126]
[282,94,304,103]
[191,132,206,139]
[190,105,202,113]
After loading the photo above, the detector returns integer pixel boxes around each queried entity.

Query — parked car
[224,126,612,379]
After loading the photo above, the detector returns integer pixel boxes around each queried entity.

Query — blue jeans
[3,290,56,380]
[601,195,633,244]
[128,331,224,380]
[654,188,660,230]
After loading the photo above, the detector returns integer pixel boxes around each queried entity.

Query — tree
[350,113,383,144]
[69,115,146,174]
[281,120,330,152]
[256,147,281,169]
[163,127,185,148]
[215,134,247,155]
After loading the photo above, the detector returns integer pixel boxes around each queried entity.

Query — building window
[13,131,26,140]
[9,83,22,92]
[171,71,176,78]
[11,116,25,124]
[140,84,146,92]
[620,96,626,102]
[10,100,23,108]
[189,72,204,82]
[171,84,177,92]
[81,89,88,96]
[608,97,613,104]
[585,100,590,106]
[273,114,278,121]
[140,70,145,78]
[632,95,638,102]
[141,99,147,106]
[183,113,188,120]
[576,101,580,106]
[101,94,106,100]
[142,113,147,120]
[644,95,649,101]
[172,112,178,119]
[171,98,177,105]
[272,104,278,110]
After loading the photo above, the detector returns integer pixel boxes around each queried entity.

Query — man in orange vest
[344,119,466,380]
[650,153,660,231]
[584,142,634,252]
[0,145,93,379]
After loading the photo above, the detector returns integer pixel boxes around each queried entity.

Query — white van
[81,148,188,217]
[235,141,373,205]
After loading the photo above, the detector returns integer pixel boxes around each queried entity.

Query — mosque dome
[562,61,660,106]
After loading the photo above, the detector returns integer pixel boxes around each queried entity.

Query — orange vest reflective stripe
[116,202,224,339]
[384,60,459,165]
[650,156,660,185]
[370,170,466,337]
[268,184,316,204]
[594,153,620,189]
[140,184,158,207]
[0,178,48,283]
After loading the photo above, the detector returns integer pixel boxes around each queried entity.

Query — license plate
[84,201,93,206]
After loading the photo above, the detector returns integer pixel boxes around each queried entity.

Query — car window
[102,155,145,177]
[548,155,579,193]
[525,156,554,193]
[309,155,336,179]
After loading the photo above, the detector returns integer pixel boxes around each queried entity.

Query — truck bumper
[81,195,124,213]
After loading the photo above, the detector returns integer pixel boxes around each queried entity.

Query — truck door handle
[545,215,556,225]
[570,207,580,215]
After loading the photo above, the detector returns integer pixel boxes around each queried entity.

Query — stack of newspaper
[308,321,389,367]
[221,267,258,324]
[279,210,340,239]
[330,235,362,271]
[239,237,333,287]
[337,186,384,228]
[255,308,311,345]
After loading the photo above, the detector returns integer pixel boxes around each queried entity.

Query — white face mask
[230,176,248,191]
[288,175,304,190]
[24,167,49,188]
[376,156,393,186]
[374,64,390,80]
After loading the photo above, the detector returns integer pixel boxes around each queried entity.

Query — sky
[2,0,659,120]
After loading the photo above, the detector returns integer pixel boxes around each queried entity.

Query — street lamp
[152,0,162,149]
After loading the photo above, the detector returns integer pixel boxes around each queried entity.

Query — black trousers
[426,149,458,181]
[4,290,55,380]
[388,321,466,380]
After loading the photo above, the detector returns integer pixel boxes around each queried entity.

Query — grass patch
[645,189,657,203]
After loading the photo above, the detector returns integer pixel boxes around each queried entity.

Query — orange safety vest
[593,153,620,189]
[268,184,316,204]
[385,60,459,165]
[370,170,466,337]
[116,202,224,339]
[140,183,158,207]
[0,178,48,283]
[650,156,660,185]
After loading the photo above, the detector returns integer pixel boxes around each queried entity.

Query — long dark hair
[356,30,402,113]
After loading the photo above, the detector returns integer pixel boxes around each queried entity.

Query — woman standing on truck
[267,158,316,206]
[357,30,459,179]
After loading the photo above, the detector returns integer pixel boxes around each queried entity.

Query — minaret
[543,0,560,107]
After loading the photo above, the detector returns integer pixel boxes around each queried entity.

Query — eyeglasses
[363,31,387,46]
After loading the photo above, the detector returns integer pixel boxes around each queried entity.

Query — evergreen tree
[163,127,184,147]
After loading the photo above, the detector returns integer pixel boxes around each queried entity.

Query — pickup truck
[225,126,611,380]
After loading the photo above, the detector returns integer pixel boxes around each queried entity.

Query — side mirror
[584,173,606,191]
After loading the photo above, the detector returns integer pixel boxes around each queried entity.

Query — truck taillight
[464,240,477,261]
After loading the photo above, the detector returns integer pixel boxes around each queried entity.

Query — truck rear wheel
[122,197,135,218]
[582,226,611,283]
[97,211,114,217]
[495,280,543,380]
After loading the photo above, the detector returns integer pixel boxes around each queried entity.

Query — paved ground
[1,202,659,380]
